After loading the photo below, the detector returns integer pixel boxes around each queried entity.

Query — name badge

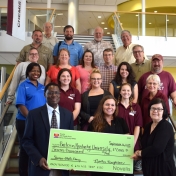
[129,112,134,116]
[68,96,73,100]
[129,110,136,116]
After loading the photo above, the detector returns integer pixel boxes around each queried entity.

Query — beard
[34,38,41,44]
[153,66,161,73]
[65,35,73,40]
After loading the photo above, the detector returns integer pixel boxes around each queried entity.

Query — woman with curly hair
[109,62,138,103]
[88,95,129,176]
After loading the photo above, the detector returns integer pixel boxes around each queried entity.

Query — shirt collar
[103,64,113,68]
[60,86,72,92]
[135,58,146,65]
[26,78,39,84]
[46,103,60,114]
[93,39,103,43]
[30,43,42,48]
[63,39,74,45]
[123,42,132,49]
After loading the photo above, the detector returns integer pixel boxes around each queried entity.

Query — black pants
[16,119,28,176]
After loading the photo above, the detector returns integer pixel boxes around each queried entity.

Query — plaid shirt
[99,64,118,91]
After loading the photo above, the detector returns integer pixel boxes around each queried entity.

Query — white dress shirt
[46,103,60,129]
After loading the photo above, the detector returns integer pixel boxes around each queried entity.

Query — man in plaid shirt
[99,48,118,91]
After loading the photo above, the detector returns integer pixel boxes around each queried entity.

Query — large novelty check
[47,129,134,174]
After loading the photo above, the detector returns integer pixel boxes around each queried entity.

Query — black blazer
[79,90,111,124]
[22,104,73,176]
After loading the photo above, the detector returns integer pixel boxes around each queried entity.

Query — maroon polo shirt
[141,90,170,128]
[118,103,143,151]
[59,87,81,126]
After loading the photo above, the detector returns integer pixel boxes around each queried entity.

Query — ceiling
[26,0,126,5]
[25,0,128,35]
[0,0,129,35]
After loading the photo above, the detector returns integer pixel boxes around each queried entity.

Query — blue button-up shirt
[53,40,84,66]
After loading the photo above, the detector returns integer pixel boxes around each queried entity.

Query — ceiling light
[107,32,110,34]
[62,26,65,27]
[36,14,47,17]
[57,13,63,15]
[101,22,105,24]
[104,27,108,29]
[154,11,157,13]
[167,19,169,21]
[98,16,101,18]
[149,23,152,24]
[55,26,61,27]
[136,15,139,16]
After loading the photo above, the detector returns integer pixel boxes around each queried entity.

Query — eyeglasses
[150,107,163,112]
[91,78,102,81]
[47,91,60,95]
[133,51,143,54]
[29,53,38,56]
[147,82,158,86]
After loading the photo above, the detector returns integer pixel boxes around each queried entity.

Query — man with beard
[138,54,176,105]
[53,25,83,66]
[16,29,53,70]
[84,26,113,67]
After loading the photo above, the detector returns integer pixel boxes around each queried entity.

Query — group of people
[6,22,176,176]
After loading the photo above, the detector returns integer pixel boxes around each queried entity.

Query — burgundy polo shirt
[118,103,143,151]
[59,87,81,126]
[141,91,170,127]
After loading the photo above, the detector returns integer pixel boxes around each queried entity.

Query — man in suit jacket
[22,83,74,176]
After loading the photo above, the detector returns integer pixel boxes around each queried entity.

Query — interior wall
[0,65,15,75]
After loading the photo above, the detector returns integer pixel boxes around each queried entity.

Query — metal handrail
[0,66,16,100]
[0,104,10,125]
[169,115,176,132]
[115,11,176,16]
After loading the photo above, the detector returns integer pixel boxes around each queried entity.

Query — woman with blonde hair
[141,74,170,127]
[79,69,111,130]
[45,48,81,92]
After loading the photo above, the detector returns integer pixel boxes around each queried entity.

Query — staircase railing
[113,11,176,40]
[0,65,17,158]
